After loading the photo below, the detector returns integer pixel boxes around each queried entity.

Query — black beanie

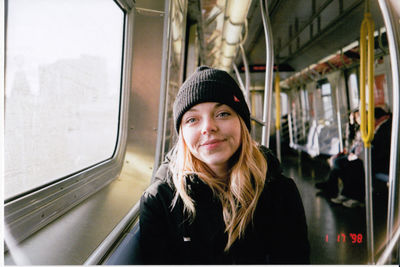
[173,66,251,133]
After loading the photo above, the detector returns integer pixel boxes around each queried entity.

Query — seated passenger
[315,107,392,208]
[370,107,392,191]
[139,66,310,264]
[315,109,362,199]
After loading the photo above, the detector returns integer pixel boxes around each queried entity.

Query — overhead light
[223,21,242,44]
[227,0,251,24]
[222,41,237,57]
[215,0,252,71]
[220,55,233,67]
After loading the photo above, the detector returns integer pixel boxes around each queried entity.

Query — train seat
[317,125,340,156]
[291,120,320,157]
[374,172,389,183]
[104,222,143,265]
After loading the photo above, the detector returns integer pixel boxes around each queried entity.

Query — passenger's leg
[341,159,365,206]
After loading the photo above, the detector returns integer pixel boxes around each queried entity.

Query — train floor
[281,150,389,265]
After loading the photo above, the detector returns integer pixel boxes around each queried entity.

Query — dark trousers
[327,155,365,201]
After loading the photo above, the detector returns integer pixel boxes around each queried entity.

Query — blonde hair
[169,117,267,251]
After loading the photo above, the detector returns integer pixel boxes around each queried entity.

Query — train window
[320,82,334,121]
[4,0,124,200]
[348,72,359,110]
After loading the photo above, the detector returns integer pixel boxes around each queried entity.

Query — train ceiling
[188,0,387,82]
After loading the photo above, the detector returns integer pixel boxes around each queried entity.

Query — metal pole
[232,63,247,97]
[240,43,251,107]
[364,147,375,264]
[275,73,281,161]
[276,129,281,161]
[335,75,344,152]
[378,0,400,263]
[260,0,274,147]
[152,0,172,181]
[288,113,294,147]
[377,223,400,264]
[336,111,343,152]
[359,4,376,263]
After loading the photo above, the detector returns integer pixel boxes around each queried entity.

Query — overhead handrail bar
[359,0,375,263]
[260,0,274,147]
[377,0,400,263]
[275,72,281,161]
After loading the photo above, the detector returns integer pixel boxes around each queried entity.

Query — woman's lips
[201,139,225,149]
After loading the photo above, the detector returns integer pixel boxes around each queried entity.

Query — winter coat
[139,146,310,264]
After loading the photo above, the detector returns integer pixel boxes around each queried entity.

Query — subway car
[3,0,400,265]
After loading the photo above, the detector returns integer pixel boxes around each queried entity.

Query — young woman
[139,66,310,264]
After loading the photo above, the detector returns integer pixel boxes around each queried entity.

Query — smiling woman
[181,102,242,177]
[139,66,310,264]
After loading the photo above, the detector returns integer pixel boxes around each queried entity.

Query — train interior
[3,0,400,265]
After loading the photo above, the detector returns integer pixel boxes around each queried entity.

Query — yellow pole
[359,7,375,264]
[275,72,281,161]
[360,11,375,147]
[275,72,281,130]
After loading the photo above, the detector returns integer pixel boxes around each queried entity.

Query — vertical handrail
[336,112,344,152]
[232,63,246,94]
[275,72,281,161]
[378,0,400,263]
[260,0,274,147]
[240,43,251,107]
[152,0,172,180]
[359,1,375,263]
[335,75,344,152]
[288,113,294,148]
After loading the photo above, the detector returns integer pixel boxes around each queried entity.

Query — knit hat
[173,66,251,133]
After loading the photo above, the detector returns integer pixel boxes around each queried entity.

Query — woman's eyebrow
[185,108,198,113]
[185,103,226,114]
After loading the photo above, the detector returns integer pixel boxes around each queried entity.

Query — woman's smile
[201,138,226,150]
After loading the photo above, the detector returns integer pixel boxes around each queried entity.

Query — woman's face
[181,102,241,176]
[354,111,361,125]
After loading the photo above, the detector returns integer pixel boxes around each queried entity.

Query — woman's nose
[201,117,217,135]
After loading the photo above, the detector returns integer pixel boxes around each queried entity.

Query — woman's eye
[217,112,230,118]
[185,117,197,124]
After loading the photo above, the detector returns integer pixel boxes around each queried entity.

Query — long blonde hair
[169,117,268,251]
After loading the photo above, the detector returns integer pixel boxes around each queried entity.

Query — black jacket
[139,146,310,264]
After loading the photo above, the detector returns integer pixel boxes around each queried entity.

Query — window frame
[4,0,134,245]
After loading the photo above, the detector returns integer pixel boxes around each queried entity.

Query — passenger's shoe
[342,199,365,208]
[330,194,348,204]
